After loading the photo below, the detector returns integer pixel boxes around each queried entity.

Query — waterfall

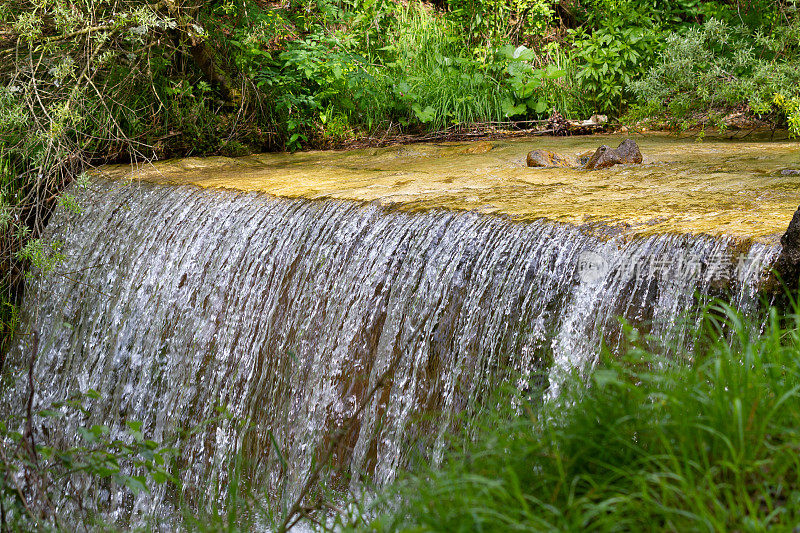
[2,177,778,522]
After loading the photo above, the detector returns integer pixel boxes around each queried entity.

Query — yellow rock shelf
[98,134,800,241]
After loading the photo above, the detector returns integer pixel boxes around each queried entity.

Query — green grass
[360,302,800,531]
[344,3,516,133]
[379,5,507,131]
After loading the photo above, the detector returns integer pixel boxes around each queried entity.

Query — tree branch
[277,350,403,533]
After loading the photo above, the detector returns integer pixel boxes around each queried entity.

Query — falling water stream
[2,135,798,525]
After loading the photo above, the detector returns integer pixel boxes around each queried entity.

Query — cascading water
[2,176,779,524]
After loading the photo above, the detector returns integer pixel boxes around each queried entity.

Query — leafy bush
[446,0,558,47]
[577,0,701,27]
[494,44,566,118]
[377,5,507,130]
[630,17,800,133]
[244,2,575,143]
[570,7,662,115]
[256,30,383,149]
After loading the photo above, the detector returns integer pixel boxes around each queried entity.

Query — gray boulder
[584,139,642,170]
[526,139,643,170]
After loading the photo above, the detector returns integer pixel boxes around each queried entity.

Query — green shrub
[446,0,558,47]
[570,7,662,115]
[373,4,507,130]
[237,0,582,143]
[256,30,382,149]
[630,17,800,133]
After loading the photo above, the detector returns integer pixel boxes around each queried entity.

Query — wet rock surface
[616,139,643,164]
[583,145,623,170]
[577,151,595,166]
[526,149,575,168]
[773,205,800,291]
[583,139,642,170]
[528,138,643,170]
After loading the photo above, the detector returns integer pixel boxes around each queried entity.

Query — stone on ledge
[526,149,575,168]
[584,139,642,170]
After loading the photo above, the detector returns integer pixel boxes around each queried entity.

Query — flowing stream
[3,135,796,524]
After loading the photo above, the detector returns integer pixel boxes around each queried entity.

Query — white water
[2,178,778,525]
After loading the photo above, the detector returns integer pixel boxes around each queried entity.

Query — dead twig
[23,330,38,466]
[277,351,403,533]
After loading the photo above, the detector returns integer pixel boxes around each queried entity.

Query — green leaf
[91,424,110,437]
[498,44,517,59]
[507,62,527,79]
[594,369,622,389]
[139,449,155,461]
[546,68,566,80]
[524,78,542,93]
[501,99,527,117]
[121,475,149,495]
[78,427,97,443]
[512,45,535,61]
[412,104,436,123]
[95,466,117,477]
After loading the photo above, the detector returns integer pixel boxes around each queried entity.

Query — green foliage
[496,44,566,118]
[262,31,379,149]
[363,302,800,531]
[221,0,582,144]
[17,238,66,275]
[0,390,180,530]
[570,9,661,115]
[377,5,508,130]
[774,93,800,137]
[630,17,800,133]
[578,0,701,28]
[696,0,783,30]
[446,0,557,46]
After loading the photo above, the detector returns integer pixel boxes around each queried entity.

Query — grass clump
[365,303,800,531]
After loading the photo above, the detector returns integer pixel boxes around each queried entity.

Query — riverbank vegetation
[359,302,800,531]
